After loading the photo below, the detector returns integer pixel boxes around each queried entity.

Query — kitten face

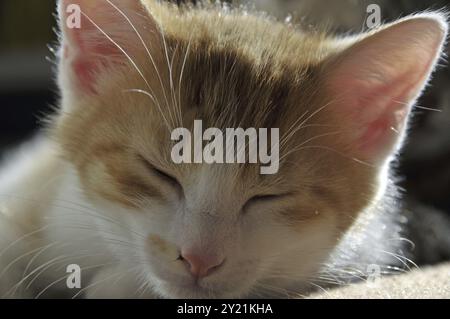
[57,72,354,298]
[54,0,447,298]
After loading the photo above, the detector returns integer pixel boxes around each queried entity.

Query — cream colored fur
[309,263,450,299]
[0,1,448,299]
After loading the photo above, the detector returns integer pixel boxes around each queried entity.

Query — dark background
[0,0,56,153]
[0,0,449,264]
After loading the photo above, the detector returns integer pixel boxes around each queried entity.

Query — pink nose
[180,252,225,278]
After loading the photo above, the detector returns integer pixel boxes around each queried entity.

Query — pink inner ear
[357,96,408,157]
[61,2,124,94]
[351,59,434,157]
[323,16,447,163]
[66,33,121,94]
[72,58,98,94]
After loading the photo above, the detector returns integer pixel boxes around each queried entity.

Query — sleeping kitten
[0,0,447,298]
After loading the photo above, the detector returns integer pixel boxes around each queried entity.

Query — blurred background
[0,0,449,265]
[0,0,56,152]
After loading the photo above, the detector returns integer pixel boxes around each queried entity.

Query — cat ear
[58,0,157,94]
[323,14,447,165]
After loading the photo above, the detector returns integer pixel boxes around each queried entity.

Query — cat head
[54,0,447,298]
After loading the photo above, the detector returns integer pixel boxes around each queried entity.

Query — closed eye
[248,194,281,203]
[137,155,183,193]
[243,193,291,213]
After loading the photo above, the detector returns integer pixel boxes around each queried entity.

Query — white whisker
[104,0,173,132]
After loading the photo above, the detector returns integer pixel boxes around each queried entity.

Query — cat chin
[147,271,255,299]
[155,282,250,299]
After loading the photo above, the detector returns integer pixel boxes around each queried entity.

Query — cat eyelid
[249,194,284,202]
[243,192,293,212]
[137,155,183,192]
